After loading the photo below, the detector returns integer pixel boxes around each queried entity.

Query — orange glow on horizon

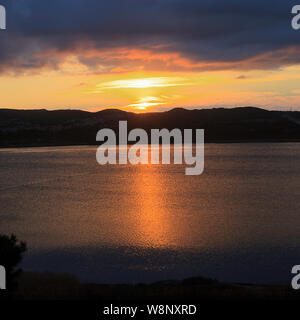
[1,57,300,111]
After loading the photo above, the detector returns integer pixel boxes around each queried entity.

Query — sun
[89,75,188,112]
[128,96,166,111]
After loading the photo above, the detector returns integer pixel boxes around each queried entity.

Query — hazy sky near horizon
[0,0,300,112]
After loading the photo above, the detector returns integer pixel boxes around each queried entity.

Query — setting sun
[128,96,165,110]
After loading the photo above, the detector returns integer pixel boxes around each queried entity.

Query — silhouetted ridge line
[1,107,300,147]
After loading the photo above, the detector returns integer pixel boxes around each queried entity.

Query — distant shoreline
[9,271,299,301]
[2,139,300,149]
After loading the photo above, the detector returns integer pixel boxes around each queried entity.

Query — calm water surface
[0,143,300,283]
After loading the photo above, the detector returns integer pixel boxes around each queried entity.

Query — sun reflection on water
[130,163,174,248]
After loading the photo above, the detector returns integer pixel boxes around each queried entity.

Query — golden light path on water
[130,163,174,248]
[118,146,214,249]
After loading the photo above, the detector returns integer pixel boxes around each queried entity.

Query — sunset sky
[0,0,300,112]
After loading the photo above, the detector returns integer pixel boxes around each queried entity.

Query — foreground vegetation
[1,233,299,301]
[10,272,300,301]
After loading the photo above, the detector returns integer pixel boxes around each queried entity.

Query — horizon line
[0,106,294,114]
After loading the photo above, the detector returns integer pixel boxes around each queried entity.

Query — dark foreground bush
[0,234,27,291]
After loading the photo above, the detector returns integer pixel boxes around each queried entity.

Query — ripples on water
[0,144,300,283]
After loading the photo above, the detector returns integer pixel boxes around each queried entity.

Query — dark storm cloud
[0,0,299,73]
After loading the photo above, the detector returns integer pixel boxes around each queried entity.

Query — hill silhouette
[1,107,300,147]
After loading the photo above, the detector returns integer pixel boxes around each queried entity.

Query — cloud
[97,77,187,89]
[0,0,299,74]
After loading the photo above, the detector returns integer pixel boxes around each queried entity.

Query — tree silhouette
[0,234,27,291]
